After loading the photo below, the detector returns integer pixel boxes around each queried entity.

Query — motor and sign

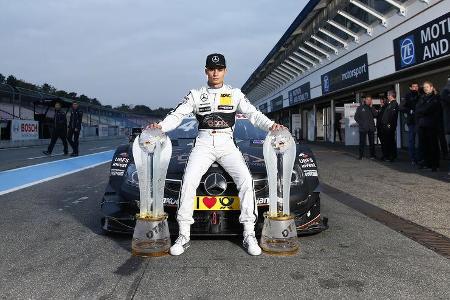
[10,119,39,141]
[321,54,369,94]
[394,12,450,71]
[271,95,283,112]
[288,82,310,105]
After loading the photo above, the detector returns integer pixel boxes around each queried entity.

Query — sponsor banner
[259,103,268,113]
[10,119,39,141]
[288,82,310,105]
[271,95,283,112]
[321,54,369,94]
[99,124,108,137]
[394,12,450,70]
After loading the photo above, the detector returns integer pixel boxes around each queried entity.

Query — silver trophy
[260,128,299,255]
[131,128,172,257]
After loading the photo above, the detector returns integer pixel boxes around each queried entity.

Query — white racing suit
[159,84,274,235]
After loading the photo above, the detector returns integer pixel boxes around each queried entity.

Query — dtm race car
[101,116,328,236]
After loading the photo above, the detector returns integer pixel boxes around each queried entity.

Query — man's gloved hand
[269,123,286,131]
[146,123,162,130]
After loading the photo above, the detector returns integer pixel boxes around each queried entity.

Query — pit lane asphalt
[0,137,128,172]
[0,162,449,299]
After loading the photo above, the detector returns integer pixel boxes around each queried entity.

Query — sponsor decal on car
[195,196,240,210]
[256,197,269,205]
[112,162,127,168]
[304,170,318,177]
[114,157,129,163]
[299,157,316,168]
[110,168,125,176]
[162,198,178,206]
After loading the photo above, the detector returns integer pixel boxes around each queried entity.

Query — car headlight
[125,163,139,187]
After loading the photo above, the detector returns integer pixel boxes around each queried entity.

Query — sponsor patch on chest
[219,94,233,105]
[199,106,212,112]
[218,105,234,110]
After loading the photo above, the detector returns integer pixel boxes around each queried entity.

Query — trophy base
[132,213,170,257]
[260,213,299,256]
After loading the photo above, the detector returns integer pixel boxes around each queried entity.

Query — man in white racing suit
[148,53,284,256]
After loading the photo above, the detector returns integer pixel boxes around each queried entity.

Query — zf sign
[394,12,450,70]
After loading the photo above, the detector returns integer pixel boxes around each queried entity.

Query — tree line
[0,73,171,117]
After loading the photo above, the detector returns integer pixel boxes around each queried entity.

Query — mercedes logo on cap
[204,173,227,195]
[212,56,219,63]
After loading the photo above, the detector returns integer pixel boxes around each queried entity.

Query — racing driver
[148,53,284,256]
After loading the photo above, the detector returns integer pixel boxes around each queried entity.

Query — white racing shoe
[169,235,191,256]
[243,232,262,256]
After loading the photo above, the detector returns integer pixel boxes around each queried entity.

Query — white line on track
[0,160,110,196]
[88,146,108,150]
[27,153,65,160]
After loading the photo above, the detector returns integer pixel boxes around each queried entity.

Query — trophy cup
[260,128,299,255]
[131,128,172,257]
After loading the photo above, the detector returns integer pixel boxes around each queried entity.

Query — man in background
[416,81,441,171]
[400,83,420,165]
[381,90,399,162]
[376,98,387,157]
[67,101,83,157]
[441,76,450,175]
[355,96,377,159]
[43,102,68,156]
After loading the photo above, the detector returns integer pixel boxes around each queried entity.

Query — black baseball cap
[205,53,226,69]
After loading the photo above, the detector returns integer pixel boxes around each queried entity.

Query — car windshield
[167,118,267,140]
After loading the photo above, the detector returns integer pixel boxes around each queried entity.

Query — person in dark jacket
[334,112,342,142]
[354,96,377,159]
[416,81,441,171]
[436,89,449,160]
[400,83,420,164]
[441,77,450,174]
[43,102,68,156]
[67,102,83,156]
[376,98,387,151]
[381,90,399,162]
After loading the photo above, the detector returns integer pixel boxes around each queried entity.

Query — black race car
[101,116,328,236]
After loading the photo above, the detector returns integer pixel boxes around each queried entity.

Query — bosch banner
[10,119,39,141]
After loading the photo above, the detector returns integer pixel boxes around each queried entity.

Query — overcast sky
[0,0,307,108]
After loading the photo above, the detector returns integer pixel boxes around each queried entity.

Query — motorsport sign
[321,54,369,94]
[394,12,450,70]
[288,82,310,105]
